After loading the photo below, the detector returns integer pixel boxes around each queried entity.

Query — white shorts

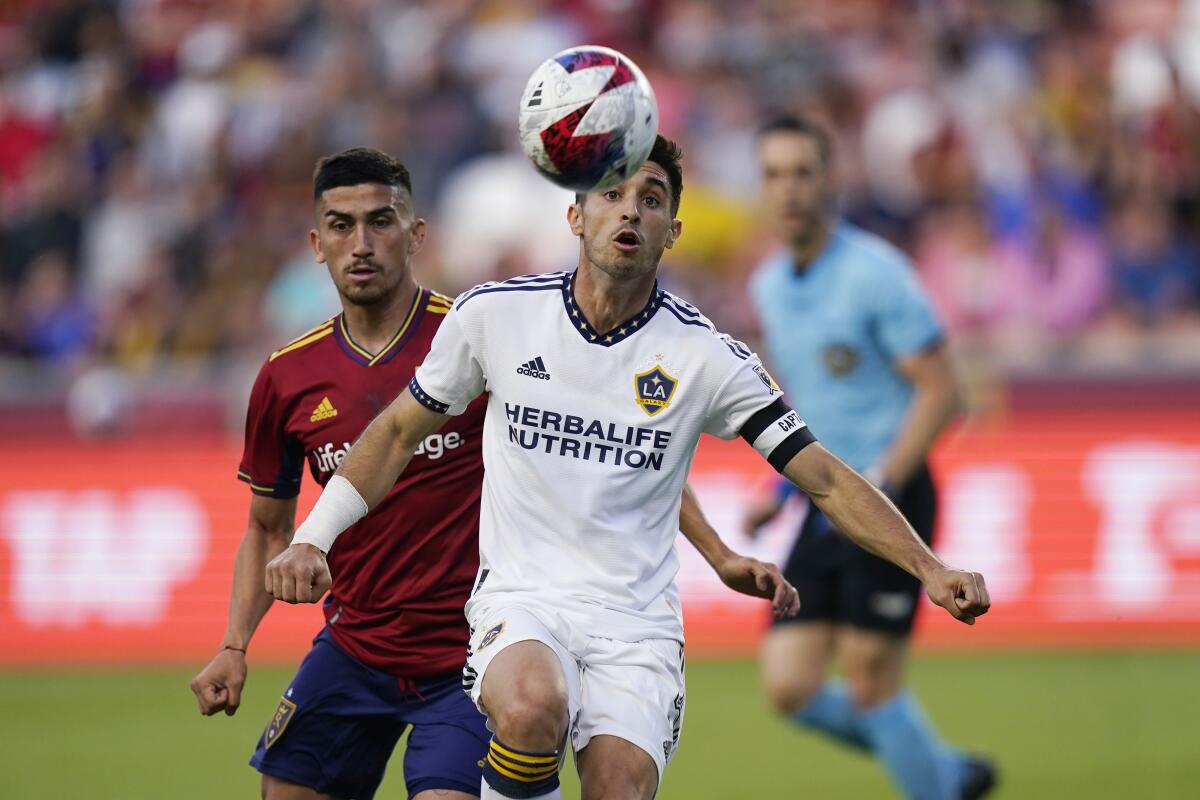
[462,601,686,784]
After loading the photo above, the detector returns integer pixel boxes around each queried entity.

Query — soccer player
[265,135,990,800]
[187,146,789,800]
[188,148,492,800]
[744,115,996,799]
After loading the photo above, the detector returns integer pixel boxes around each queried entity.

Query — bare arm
[336,389,451,509]
[873,343,962,488]
[224,495,298,646]
[781,443,989,623]
[679,483,799,619]
[678,483,733,570]
[264,389,451,603]
[190,494,296,716]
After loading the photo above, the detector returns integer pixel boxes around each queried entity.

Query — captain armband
[739,399,817,472]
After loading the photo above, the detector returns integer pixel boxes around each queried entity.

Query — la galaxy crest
[478,621,506,651]
[634,365,678,416]
[263,696,297,749]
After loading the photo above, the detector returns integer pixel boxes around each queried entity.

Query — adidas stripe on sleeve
[699,352,817,471]
[410,306,487,416]
[237,360,304,498]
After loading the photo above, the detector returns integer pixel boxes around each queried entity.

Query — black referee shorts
[773,464,937,636]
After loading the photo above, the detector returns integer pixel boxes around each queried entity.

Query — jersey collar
[561,271,663,347]
[785,221,846,280]
[333,287,427,366]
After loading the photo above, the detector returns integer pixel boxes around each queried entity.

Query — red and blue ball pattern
[520,46,658,192]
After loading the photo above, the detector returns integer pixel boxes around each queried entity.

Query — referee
[744,115,996,800]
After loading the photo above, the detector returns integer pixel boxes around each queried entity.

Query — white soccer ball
[518,45,659,193]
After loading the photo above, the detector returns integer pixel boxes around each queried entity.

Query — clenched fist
[190,648,247,716]
[264,543,332,604]
[924,567,990,624]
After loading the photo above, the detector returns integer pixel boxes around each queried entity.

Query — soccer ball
[518,45,659,193]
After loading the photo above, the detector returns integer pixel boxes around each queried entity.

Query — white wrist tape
[290,475,368,553]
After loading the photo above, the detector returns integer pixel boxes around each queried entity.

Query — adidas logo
[516,356,551,381]
[310,396,338,422]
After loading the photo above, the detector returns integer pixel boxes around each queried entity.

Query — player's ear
[309,228,326,263]
[408,218,427,256]
[567,200,584,237]
[664,218,682,250]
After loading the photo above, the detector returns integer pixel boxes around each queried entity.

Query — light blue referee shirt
[749,222,943,473]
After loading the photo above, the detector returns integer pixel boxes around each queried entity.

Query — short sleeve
[237,362,305,498]
[872,260,944,359]
[703,352,786,440]
[410,305,486,415]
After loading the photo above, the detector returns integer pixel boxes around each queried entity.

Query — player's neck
[340,279,420,355]
[789,218,834,273]
[573,264,657,335]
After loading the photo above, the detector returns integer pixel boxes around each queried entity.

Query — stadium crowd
[1,0,1198,384]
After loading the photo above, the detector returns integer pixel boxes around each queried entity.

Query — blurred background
[0,0,1197,798]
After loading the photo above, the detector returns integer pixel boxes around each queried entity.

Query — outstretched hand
[716,555,800,620]
[925,567,991,625]
[265,543,332,604]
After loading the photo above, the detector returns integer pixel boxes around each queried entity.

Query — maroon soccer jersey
[238,288,486,678]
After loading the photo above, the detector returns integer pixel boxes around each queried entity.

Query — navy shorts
[775,464,937,636]
[250,627,488,799]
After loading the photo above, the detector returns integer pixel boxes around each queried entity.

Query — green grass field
[2,650,1196,799]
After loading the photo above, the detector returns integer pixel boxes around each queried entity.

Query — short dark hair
[313,147,412,203]
[647,134,684,215]
[574,134,685,215]
[756,114,833,168]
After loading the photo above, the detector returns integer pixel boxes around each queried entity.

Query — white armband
[738,399,817,472]
[291,475,368,553]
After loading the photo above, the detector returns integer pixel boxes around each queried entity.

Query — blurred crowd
[2,0,1199,390]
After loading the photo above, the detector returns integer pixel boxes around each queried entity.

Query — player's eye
[372,217,392,228]
[331,221,350,231]
[604,190,620,201]
[644,195,660,207]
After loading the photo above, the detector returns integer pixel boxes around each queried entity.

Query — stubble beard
[335,263,407,308]
[582,236,659,283]
[340,283,390,307]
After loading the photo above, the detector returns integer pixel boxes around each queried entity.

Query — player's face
[568,161,683,281]
[758,132,832,244]
[310,183,426,307]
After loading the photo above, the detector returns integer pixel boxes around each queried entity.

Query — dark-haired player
[189,148,490,800]
[189,146,793,800]
[264,135,990,800]
[745,115,996,799]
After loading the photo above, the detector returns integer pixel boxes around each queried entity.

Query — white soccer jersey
[411,271,813,642]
